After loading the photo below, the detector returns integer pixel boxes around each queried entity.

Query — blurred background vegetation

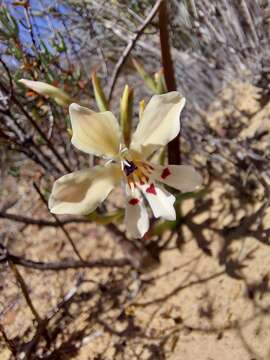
[1,0,270,179]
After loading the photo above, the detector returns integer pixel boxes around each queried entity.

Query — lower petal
[124,188,149,238]
[150,164,202,192]
[49,164,121,215]
[140,183,176,221]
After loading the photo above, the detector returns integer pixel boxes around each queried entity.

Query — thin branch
[2,107,61,174]
[33,182,84,262]
[0,58,14,103]
[0,211,91,227]
[24,2,40,54]
[18,276,86,359]
[1,251,130,271]
[108,0,162,101]
[0,81,71,173]
[8,260,42,324]
[0,324,17,356]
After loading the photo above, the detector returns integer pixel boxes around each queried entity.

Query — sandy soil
[1,82,270,360]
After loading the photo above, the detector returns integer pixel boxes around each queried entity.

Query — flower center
[122,160,154,191]
[123,160,137,176]
[119,146,154,191]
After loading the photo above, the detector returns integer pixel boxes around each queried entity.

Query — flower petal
[150,164,202,192]
[140,183,176,221]
[130,92,185,157]
[49,164,121,215]
[19,79,73,106]
[69,103,121,158]
[124,187,149,238]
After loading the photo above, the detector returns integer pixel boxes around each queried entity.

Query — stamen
[123,160,131,167]
[139,178,145,185]
[104,159,114,167]
[141,163,154,171]
[130,181,136,192]
[122,157,152,192]
[120,146,129,154]
[123,161,137,176]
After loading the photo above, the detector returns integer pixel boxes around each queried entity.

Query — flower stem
[158,1,181,165]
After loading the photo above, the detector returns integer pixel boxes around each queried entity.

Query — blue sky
[2,0,71,54]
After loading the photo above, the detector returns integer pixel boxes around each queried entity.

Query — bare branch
[108,0,162,101]
[0,211,91,227]
[33,182,85,262]
[0,249,130,271]
[0,81,71,173]
[8,260,43,324]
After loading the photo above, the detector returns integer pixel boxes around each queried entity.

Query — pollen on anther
[146,183,157,195]
[129,198,139,205]
[161,167,171,179]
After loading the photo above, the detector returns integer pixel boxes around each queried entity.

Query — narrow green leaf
[120,85,133,146]
[154,69,167,94]
[132,58,157,93]
[91,71,109,112]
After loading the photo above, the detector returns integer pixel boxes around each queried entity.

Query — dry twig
[108,0,163,101]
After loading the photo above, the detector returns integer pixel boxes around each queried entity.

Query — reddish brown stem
[159,1,180,165]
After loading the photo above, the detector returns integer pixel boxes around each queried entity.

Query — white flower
[49,92,202,238]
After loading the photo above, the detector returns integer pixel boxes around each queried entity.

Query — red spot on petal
[146,183,157,195]
[161,167,171,179]
[129,198,139,206]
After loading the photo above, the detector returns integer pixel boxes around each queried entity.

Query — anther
[123,161,137,176]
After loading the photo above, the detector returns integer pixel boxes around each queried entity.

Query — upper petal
[69,103,121,158]
[150,164,202,192]
[49,164,121,215]
[19,79,73,106]
[124,187,149,238]
[130,92,185,158]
